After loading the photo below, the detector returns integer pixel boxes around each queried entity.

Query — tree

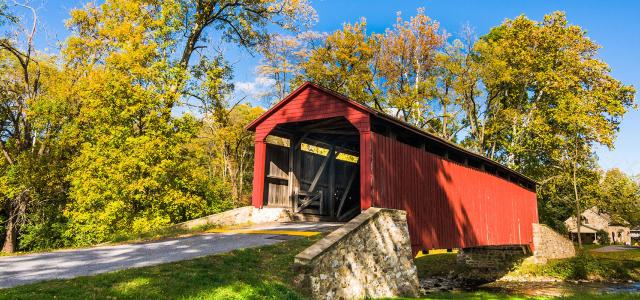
[258,31,325,103]
[377,9,446,126]
[188,50,264,206]
[599,169,640,226]
[177,0,317,67]
[197,104,264,206]
[60,0,317,245]
[0,2,78,252]
[293,10,635,237]
[61,0,217,245]
[295,19,382,108]
[472,12,635,246]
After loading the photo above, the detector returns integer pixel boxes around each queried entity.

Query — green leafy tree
[196,104,264,206]
[471,12,635,245]
[295,19,383,108]
[377,9,446,126]
[0,2,79,252]
[62,0,215,245]
[258,31,325,103]
[292,10,635,237]
[599,168,640,226]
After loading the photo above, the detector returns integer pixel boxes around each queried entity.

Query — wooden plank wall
[370,133,539,253]
[298,151,359,214]
[265,144,290,207]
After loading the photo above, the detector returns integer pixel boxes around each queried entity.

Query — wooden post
[328,146,336,217]
[288,136,298,209]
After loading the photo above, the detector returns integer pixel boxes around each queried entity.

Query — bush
[597,229,611,245]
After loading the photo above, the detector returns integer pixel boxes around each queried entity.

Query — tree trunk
[2,202,18,253]
[573,158,582,249]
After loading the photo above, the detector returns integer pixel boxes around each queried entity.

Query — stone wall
[456,245,531,285]
[293,208,420,300]
[531,223,576,263]
[608,226,631,245]
[174,206,295,230]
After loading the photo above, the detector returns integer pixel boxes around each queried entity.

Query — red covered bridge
[246,82,539,253]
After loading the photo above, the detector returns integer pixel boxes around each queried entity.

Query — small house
[565,207,631,244]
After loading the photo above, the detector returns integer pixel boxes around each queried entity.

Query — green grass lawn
[0,235,321,300]
[412,246,640,300]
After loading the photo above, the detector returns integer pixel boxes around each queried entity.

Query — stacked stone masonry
[456,245,531,284]
[294,208,420,300]
[531,223,576,263]
[174,206,295,230]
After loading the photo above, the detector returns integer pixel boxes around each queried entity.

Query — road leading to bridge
[0,222,342,289]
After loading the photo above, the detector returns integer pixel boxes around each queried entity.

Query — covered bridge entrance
[247,82,539,253]
[261,117,361,221]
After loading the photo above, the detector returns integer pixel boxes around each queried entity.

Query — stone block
[294,208,420,300]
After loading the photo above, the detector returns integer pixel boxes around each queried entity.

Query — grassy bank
[408,291,640,299]
[509,247,640,281]
[413,246,640,282]
[414,252,459,278]
[0,235,320,300]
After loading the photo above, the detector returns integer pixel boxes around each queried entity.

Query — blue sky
[17,0,640,175]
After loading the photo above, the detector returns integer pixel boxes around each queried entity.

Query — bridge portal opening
[262,117,361,221]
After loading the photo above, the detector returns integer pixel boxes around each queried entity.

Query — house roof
[247,82,537,188]
[567,224,599,234]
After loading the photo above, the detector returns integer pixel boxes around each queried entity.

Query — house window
[581,216,588,224]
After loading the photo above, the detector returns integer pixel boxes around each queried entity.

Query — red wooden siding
[370,133,539,253]
[250,85,372,208]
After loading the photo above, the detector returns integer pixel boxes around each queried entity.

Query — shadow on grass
[0,236,321,300]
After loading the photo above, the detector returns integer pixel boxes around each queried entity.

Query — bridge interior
[262,117,361,221]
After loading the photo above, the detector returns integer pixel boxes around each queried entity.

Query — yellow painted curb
[415,249,459,258]
[207,228,321,237]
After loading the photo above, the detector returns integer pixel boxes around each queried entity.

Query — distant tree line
[1,1,637,252]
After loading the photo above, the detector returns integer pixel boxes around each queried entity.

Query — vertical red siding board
[360,130,372,210]
[251,140,267,208]
[371,133,536,250]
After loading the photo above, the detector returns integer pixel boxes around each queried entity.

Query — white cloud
[234,76,276,102]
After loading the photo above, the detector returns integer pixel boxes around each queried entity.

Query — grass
[414,252,460,278]
[412,246,640,299]
[413,245,640,282]
[0,235,321,300]
[509,247,640,281]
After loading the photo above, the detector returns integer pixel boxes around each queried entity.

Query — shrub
[597,229,611,245]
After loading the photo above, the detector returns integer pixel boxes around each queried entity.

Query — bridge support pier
[455,245,531,285]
